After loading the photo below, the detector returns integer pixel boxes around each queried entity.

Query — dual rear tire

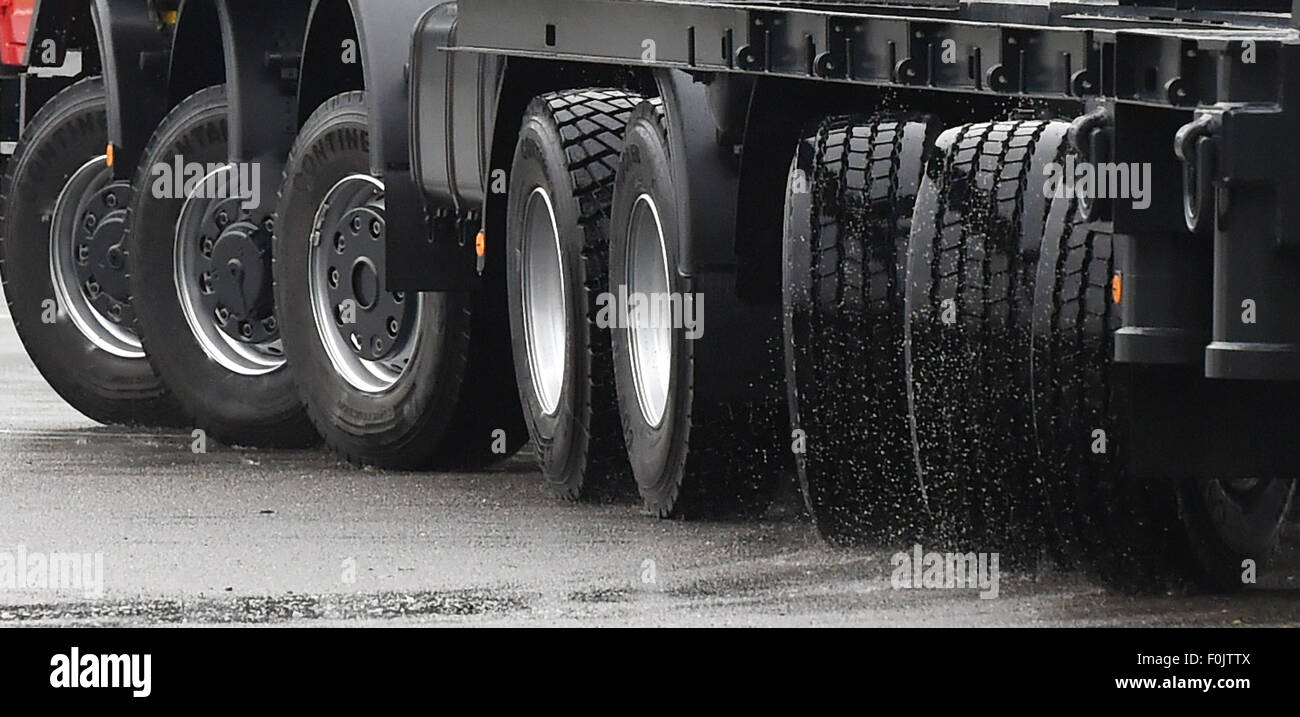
[506,92,784,517]
[783,115,1294,590]
[505,89,640,500]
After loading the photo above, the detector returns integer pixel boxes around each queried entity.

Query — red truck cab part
[0,0,35,67]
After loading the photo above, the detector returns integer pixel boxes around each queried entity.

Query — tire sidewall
[505,114,594,486]
[610,112,692,506]
[0,78,172,421]
[126,86,306,437]
[274,95,466,462]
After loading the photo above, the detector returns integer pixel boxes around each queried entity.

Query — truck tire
[609,100,780,518]
[903,119,1065,552]
[0,77,185,426]
[782,115,934,544]
[124,85,316,448]
[274,91,493,469]
[506,89,640,500]
[1031,189,1296,592]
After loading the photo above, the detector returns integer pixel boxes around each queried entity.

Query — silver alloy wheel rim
[174,165,285,376]
[626,194,672,428]
[308,174,421,394]
[521,187,567,416]
[49,156,145,359]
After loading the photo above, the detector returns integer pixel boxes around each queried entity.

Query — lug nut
[263,316,277,332]
[240,322,253,338]
[392,291,405,303]
[201,237,215,257]
[85,280,100,298]
[215,306,230,324]
[77,245,91,262]
[108,304,122,320]
[200,272,213,293]
[83,213,98,230]
[334,234,346,253]
[328,267,340,288]
[369,220,382,238]
[263,218,275,233]
[104,193,118,209]
[372,337,385,354]
[387,318,399,337]
[216,211,230,228]
[350,216,362,234]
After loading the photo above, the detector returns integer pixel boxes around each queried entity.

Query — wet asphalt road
[0,312,1297,627]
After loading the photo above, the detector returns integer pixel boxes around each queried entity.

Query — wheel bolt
[216,211,229,228]
[372,337,385,354]
[240,322,253,338]
[215,306,230,324]
[263,316,277,332]
[200,272,213,293]
[369,220,382,238]
[392,291,405,303]
[77,245,90,262]
[334,234,346,253]
[108,304,122,320]
[83,213,97,230]
[328,267,340,288]
[262,218,275,233]
[350,216,362,234]
[387,318,399,337]
[104,193,118,209]
[201,237,214,257]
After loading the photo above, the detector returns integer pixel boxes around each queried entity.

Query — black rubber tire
[0,77,186,427]
[783,115,935,544]
[275,91,511,469]
[610,100,780,519]
[124,85,316,448]
[506,89,640,500]
[904,119,1066,553]
[1031,182,1296,592]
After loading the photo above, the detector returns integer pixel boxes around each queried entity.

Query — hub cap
[309,175,420,394]
[49,157,143,358]
[626,194,672,428]
[174,166,285,376]
[521,187,567,416]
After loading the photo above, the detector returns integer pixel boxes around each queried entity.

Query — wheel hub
[323,204,407,362]
[308,174,420,395]
[193,199,277,344]
[74,181,135,327]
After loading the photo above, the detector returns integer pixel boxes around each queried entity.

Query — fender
[24,0,170,180]
[299,0,453,291]
[653,68,778,399]
[213,0,313,218]
[653,69,739,276]
[91,0,169,179]
[407,0,500,291]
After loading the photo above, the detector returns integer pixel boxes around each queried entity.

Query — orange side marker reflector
[1112,273,1123,305]
[475,230,486,258]
[105,144,115,168]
